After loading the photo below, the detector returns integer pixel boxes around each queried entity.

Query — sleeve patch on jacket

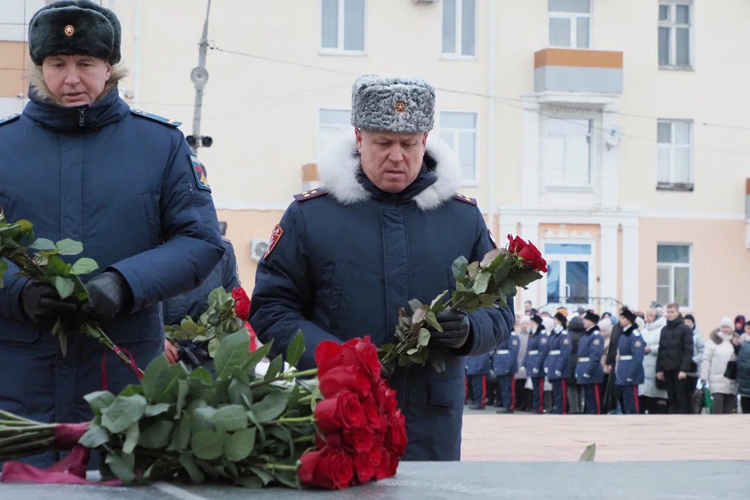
[512,339,518,346]
[563,338,570,345]
[593,339,601,345]
[189,154,211,192]
[635,341,642,348]
[453,193,477,206]
[264,225,284,260]
[541,337,548,344]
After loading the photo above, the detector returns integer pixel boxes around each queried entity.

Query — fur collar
[27,63,128,106]
[317,133,462,211]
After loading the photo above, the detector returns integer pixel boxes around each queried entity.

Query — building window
[657,120,692,188]
[659,1,692,68]
[317,109,352,156]
[442,0,476,57]
[548,0,591,49]
[440,111,478,183]
[0,0,45,42]
[657,244,691,308]
[321,0,365,54]
[545,118,592,187]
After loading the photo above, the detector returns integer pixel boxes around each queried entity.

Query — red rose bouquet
[0,331,404,490]
[380,234,547,373]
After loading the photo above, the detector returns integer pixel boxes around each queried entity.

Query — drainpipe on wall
[133,0,142,106]
[487,0,497,235]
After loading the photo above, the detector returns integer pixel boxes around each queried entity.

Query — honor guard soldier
[546,312,573,414]
[0,1,224,466]
[524,314,549,414]
[250,75,515,460]
[494,332,521,413]
[616,307,646,414]
[576,311,605,414]
[466,352,492,410]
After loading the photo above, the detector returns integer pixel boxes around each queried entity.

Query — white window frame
[319,0,367,56]
[658,1,694,69]
[439,110,480,186]
[440,0,478,60]
[548,0,592,49]
[657,119,693,186]
[316,108,352,158]
[542,115,595,190]
[656,243,692,310]
[540,239,597,311]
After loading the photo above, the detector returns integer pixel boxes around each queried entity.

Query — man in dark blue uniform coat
[466,353,491,410]
[0,1,224,465]
[494,332,520,413]
[250,76,514,461]
[615,308,645,414]
[524,315,548,414]
[545,312,572,414]
[575,311,605,414]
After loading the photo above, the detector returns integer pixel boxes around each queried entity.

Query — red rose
[354,452,375,484]
[344,428,374,454]
[315,431,342,450]
[315,340,343,379]
[373,381,398,414]
[507,235,526,254]
[385,412,407,456]
[386,452,399,478]
[298,447,354,490]
[342,337,382,379]
[369,443,382,467]
[231,287,251,321]
[363,399,382,430]
[319,365,371,399]
[314,392,366,433]
[516,240,548,273]
[375,448,393,480]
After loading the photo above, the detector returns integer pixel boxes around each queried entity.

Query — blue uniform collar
[24,87,129,133]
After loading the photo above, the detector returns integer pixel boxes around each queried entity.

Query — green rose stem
[1,229,139,374]
[249,368,318,390]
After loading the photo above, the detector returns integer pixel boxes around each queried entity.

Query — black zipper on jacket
[78,108,86,127]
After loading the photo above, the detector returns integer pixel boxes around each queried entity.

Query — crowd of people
[465,303,750,415]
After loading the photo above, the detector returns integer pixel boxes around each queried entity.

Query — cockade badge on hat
[64,24,75,37]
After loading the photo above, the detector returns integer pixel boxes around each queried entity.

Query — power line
[209,45,750,135]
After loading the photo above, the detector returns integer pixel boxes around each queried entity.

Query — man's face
[355,129,427,193]
[666,307,680,321]
[684,318,695,330]
[42,55,111,107]
[619,316,631,328]
[583,319,595,330]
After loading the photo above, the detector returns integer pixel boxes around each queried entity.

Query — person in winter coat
[656,304,695,414]
[249,76,514,461]
[575,311,605,414]
[523,315,549,414]
[466,353,492,410]
[615,308,646,414]
[683,313,705,410]
[545,312,572,414]
[493,332,520,413]
[735,328,750,414]
[566,315,585,414]
[639,308,668,414]
[514,316,533,412]
[734,315,746,337]
[700,319,738,414]
[163,237,241,368]
[0,1,224,467]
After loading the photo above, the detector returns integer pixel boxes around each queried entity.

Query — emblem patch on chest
[189,154,211,192]
[264,225,284,260]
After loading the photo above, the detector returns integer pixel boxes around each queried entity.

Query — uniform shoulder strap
[453,193,477,206]
[0,113,20,128]
[130,108,181,127]
[293,189,328,202]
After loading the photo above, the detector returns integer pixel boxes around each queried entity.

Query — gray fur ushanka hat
[351,75,435,134]
[28,0,121,66]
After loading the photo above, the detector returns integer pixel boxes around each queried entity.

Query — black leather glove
[20,280,79,324]
[427,310,471,349]
[82,271,132,323]
[177,339,210,368]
